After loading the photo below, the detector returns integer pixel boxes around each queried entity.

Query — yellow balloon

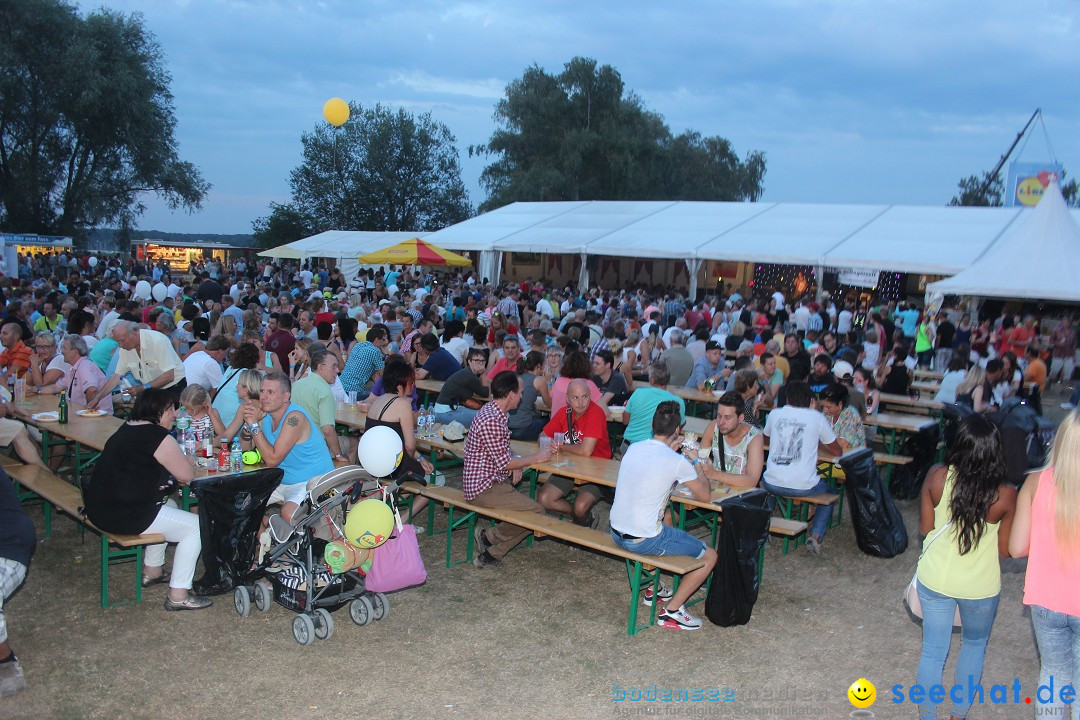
[343,499,394,549]
[322,97,350,127]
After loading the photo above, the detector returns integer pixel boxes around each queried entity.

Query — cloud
[384,71,505,100]
[73,0,1080,232]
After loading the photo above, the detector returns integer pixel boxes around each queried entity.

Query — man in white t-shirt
[608,400,718,631]
[792,301,811,333]
[299,267,314,289]
[836,303,853,336]
[182,335,230,390]
[761,381,844,555]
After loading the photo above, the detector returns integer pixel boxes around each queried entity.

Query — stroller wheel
[233,586,252,617]
[371,592,390,622]
[292,614,316,646]
[349,596,374,626]
[253,579,272,612]
[314,608,334,640]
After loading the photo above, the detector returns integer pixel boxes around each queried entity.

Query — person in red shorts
[536,378,612,527]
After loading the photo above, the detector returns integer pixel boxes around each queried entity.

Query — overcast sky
[77,0,1080,235]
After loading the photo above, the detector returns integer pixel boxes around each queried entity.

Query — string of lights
[748,264,908,303]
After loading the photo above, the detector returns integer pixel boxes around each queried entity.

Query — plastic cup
[539,436,552,452]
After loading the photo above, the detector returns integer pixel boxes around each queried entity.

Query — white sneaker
[1061,402,1076,410]
[806,535,823,556]
[642,581,674,606]
[0,657,26,697]
[659,605,702,630]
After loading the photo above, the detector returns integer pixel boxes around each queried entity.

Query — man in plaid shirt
[497,290,520,322]
[464,371,553,568]
[340,325,389,398]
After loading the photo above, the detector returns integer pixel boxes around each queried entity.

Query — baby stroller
[232,465,396,645]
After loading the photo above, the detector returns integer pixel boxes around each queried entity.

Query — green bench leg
[100,536,145,608]
[625,560,661,636]
[443,505,477,568]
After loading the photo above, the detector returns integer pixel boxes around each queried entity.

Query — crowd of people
[0,251,1077,707]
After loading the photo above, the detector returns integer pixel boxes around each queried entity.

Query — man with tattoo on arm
[241,371,334,522]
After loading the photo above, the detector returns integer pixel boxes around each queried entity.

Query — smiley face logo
[847,678,876,708]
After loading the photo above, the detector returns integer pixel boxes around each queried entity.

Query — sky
[75,0,1080,235]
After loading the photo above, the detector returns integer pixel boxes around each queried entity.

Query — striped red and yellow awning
[357,238,472,267]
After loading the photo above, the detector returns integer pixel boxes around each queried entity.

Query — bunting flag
[673,261,687,282]
[549,255,562,274]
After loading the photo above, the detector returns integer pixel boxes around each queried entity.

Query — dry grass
[8,385,1071,720]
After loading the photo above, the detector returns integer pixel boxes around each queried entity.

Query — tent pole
[686,259,702,302]
[815,263,824,302]
[578,252,590,293]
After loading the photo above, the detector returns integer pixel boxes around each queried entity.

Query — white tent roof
[929,182,1080,302]
[259,231,433,261]
[421,200,1071,275]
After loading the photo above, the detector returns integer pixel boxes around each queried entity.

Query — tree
[0,0,209,236]
[262,103,471,236]
[471,57,766,212]
[948,171,1004,207]
[252,202,314,249]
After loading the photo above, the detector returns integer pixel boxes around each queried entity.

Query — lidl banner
[1005,162,1062,207]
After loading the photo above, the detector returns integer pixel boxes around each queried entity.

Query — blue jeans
[1031,605,1080,720]
[434,406,477,427]
[610,523,706,559]
[509,418,546,441]
[761,478,833,540]
[1069,386,1080,406]
[915,580,1000,720]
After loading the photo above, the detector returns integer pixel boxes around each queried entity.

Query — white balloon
[356,425,403,477]
[151,283,167,301]
[135,280,152,299]
[88,256,98,268]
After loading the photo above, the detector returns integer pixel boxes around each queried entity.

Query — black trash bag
[842,448,909,558]
[942,401,974,448]
[190,468,283,596]
[888,421,940,501]
[704,489,771,627]
[990,398,1055,487]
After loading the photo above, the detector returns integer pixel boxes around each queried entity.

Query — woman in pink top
[1009,410,1080,720]
[549,350,603,412]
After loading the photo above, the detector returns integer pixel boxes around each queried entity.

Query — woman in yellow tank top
[915,415,1016,720]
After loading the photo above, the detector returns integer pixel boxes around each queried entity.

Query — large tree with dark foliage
[472,57,766,212]
[0,0,209,236]
[258,102,471,239]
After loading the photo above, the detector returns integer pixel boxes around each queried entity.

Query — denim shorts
[610,523,707,559]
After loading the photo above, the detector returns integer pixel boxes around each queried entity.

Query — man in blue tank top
[242,371,334,521]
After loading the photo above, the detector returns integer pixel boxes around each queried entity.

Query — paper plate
[31,412,59,422]
[76,409,108,418]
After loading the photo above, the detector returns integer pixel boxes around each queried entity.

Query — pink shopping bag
[364,524,427,592]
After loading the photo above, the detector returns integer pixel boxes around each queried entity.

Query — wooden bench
[420,484,705,636]
[8,463,166,608]
[770,492,840,553]
[528,471,807,581]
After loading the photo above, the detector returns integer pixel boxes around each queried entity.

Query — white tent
[259,231,432,280]
[929,181,1080,302]
[421,200,1045,291]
